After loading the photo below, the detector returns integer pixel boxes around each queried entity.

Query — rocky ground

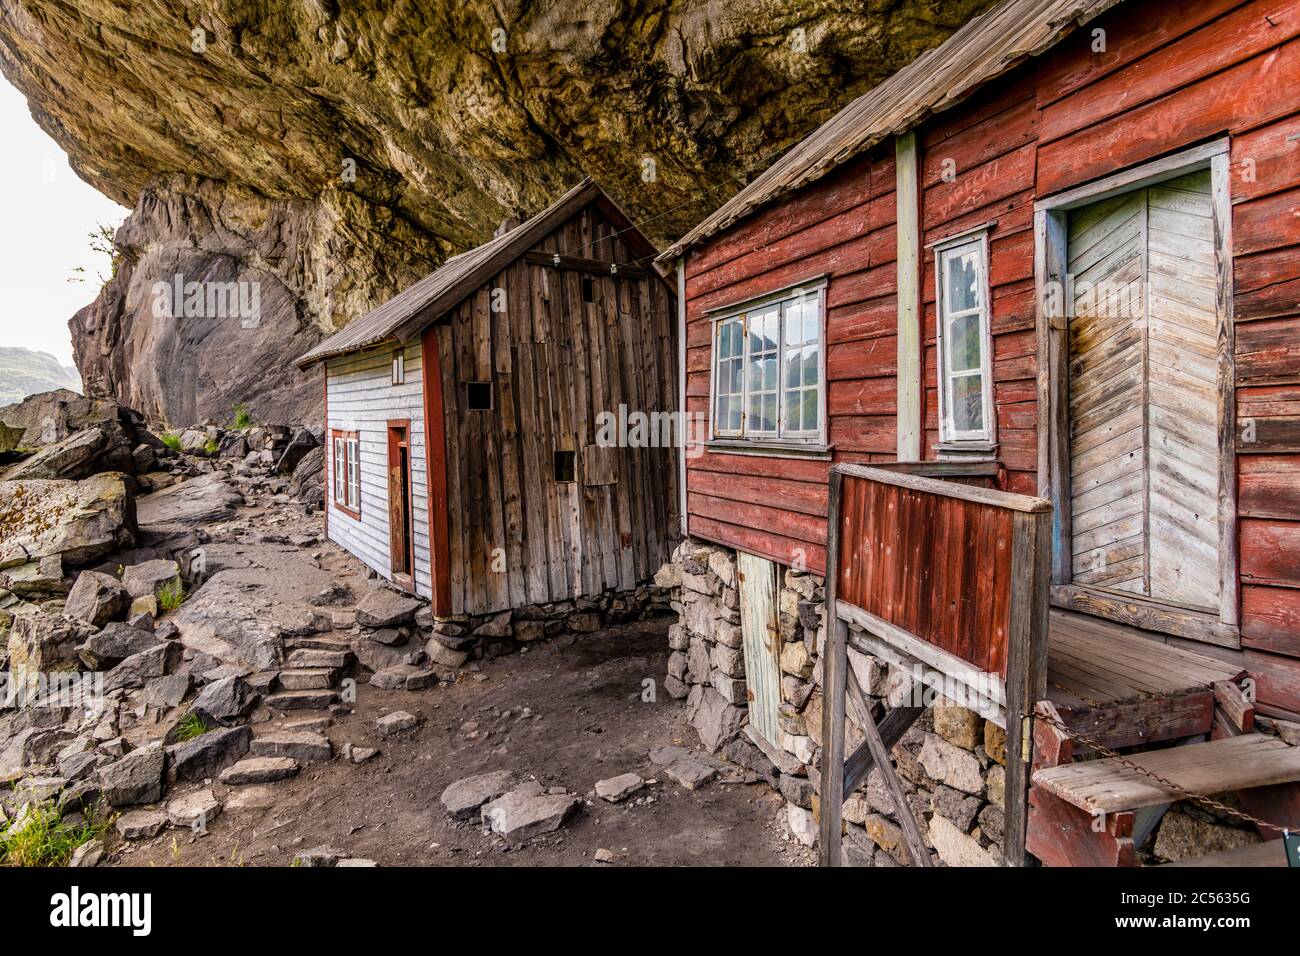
[0,390,813,867]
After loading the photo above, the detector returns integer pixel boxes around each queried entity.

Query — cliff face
[0,0,992,425]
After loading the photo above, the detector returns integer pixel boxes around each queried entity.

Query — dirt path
[116,614,811,867]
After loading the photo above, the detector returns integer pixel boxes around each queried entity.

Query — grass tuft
[172,710,208,742]
[161,433,182,452]
[157,577,186,613]
[0,800,113,867]
[232,403,252,429]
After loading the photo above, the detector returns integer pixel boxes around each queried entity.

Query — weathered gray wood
[1003,508,1051,867]
[818,470,847,867]
[843,705,923,795]
[895,130,922,463]
[1210,150,1239,628]
[840,602,1007,707]
[852,665,932,867]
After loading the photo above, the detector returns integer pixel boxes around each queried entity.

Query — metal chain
[1034,708,1288,832]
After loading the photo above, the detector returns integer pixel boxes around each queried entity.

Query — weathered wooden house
[659,0,1300,866]
[296,180,679,627]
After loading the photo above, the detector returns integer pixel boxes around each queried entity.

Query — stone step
[266,690,339,711]
[251,731,333,763]
[285,636,353,653]
[279,667,339,691]
[218,756,300,785]
[285,648,351,669]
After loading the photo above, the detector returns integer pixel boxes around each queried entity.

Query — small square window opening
[554,449,576,483]
[466,381,493,411]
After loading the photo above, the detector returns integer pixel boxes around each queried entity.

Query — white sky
[0,78,128,367]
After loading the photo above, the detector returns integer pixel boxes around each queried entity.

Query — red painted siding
[681,0,1300,713]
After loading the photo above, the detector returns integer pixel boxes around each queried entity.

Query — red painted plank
[1242,584,1300,657]
[1239,455,1300,518]
[689,515,828,576]
[687,469,828,517]
[1038,41,1300,198]
[1240,517,1300,586]
[1038,0,1300,144]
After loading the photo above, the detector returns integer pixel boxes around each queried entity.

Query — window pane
[729,404,742,432]
[762,394,777,433]
[716,393,731,431]
[784,390,801,433]
[945,247,980,313]
[803,390,819,433]
[784,302,803,346]
[762,355,777,391]
[802,344,819,386]
[803,309,818,347]
[785,348,802,389]
[948,313,982,372]
[950,374,985,433]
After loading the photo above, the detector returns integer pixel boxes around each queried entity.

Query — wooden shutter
[737,551,782,747]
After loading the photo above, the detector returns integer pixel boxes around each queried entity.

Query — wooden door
[1066,170,1221,612]
[387,422,413,584]
[737,551,782,746]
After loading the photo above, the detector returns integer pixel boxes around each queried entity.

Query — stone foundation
[423,585,674,664]
[662,537,1274,865]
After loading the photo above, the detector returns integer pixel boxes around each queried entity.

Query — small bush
[233,403,252,429]
[203,437,220,456]
[172,710,209,742]
[0,800,113,867]
[161,433,182,452]
[157,578,186,612]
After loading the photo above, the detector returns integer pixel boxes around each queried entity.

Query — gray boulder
[97,742,165,805]
[440,769,515,821]
[64,571,130,627]
[6,611,92,692]
[77,622,160,670]
[0,474,137,569]
[103,640,180,692]
[191,675,257,724]
[121,559,181,600]
[481,782,581,843]
[166,725,252,783]
[355,588,422,628]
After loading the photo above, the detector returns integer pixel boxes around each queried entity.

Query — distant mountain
[0,347,81,408]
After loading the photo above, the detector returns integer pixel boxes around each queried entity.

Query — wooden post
[895,131,922,462]
[421,327,453,615]
[1003,508,1052,866]
[818,468,847,866]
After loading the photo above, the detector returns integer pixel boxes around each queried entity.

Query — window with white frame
[711,284,824,444]
[331,430,361,514]
[391,348,405,385]
[935,234,994,447]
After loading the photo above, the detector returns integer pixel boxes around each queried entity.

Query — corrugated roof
[297,179,626,368]
[658,0,1124,262]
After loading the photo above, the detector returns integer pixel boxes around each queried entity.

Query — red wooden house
[659,0,1300,865]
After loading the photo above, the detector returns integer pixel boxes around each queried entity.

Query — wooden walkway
[1046,609,1242,709]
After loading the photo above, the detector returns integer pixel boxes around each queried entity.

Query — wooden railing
[819,463,1052,867]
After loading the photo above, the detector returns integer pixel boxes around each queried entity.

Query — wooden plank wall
[681,0,1300,713]
[325,343,432,599]
[439,201,679,616]
[837,472,1014,675]
[1031,0,1300,714]
[683,152,901,574]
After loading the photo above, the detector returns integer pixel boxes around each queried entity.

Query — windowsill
[333,501,361,520]
[934,441,999,461]
[705,440,833,460]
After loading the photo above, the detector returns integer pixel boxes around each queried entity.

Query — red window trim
[330,428,362,520]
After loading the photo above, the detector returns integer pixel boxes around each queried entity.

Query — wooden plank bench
[1032,734,1300,815]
